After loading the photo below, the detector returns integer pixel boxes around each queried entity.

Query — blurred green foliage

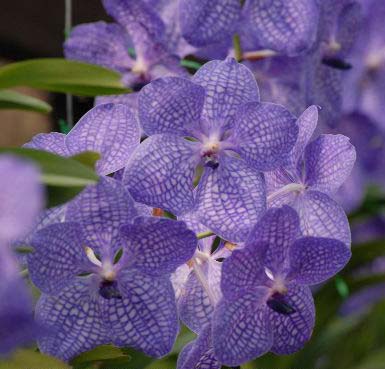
[0,59,130,96]
[0,89,52,113]
[0,350,70,369]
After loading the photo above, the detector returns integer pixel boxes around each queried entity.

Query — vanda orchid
[1,0,385,368]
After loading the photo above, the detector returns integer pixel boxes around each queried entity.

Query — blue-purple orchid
[265,105,356,245]
[65,0,188,107]
[3,0,374,362]
[245,0,362,128]
[27,178,197,361]
[123,57,299,242]
[177,323,220,369]
[212,206,351,365]
[304,0,362,127]
[173,215,230,334]
[25,103,140,176]
[177,206,351,368]
[343,0,385,128]
[333,112,385,212]
[180,0,320,56]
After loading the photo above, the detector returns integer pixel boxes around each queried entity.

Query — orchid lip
[99,280,122,300]
[267,294,296,315]
[132,81,148,92]
[321,57,352,70]
[205,161,219,169]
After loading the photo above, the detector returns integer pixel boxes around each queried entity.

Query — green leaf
[0,148,99,206]
[110,348,154,369]
[71,346,154,369]
[352,348,385,369]
[144,357,177,369]
[70,151,102,170]
[0,89,52,113]
[71,345,126,368]
[45,186,86,207]
[0,349,70,369]
[171,325,196,354]
[0,58,131,96]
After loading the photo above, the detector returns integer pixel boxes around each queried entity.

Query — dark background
[0,1,111,145]
[1,1,107,60]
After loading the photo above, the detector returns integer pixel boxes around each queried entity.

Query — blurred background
[0,1,109,146]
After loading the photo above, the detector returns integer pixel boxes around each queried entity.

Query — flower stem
[197,230,215,240]
[65,0,73,128]
[15,246,35,254]
[233,34,243,62]
[181,59,202,70]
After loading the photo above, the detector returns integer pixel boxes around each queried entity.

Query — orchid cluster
[2,0,385,367]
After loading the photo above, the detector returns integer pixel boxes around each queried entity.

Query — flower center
[366,49,385,71]
[200,134,222,169]
[322,41,352,70]
[328,40,341,53]
[84,246,122,300]
[265,267,288,295]
[84,246,117,281]
[201,140,221,158]
[131,57,148,75]
[264,268,295,315]
[271,277,288,295]
[100,261,116,281]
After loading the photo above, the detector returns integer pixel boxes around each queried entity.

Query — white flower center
[101,261,116,281]
[366,49,385,70]
[328,40,341,53]
[84,246,116,281]
[132,57,148,75]
[265,267,287,295]
[201,133,222,158]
